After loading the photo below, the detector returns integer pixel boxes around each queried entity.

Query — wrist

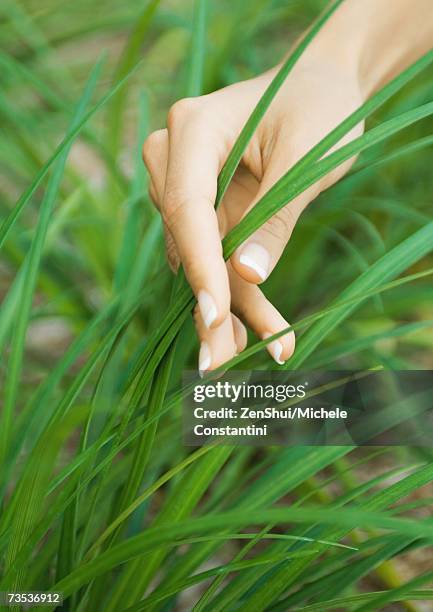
[304,0,433,99]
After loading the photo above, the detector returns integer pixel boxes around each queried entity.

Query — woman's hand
[142,0,433,374]
[143,59,363,373]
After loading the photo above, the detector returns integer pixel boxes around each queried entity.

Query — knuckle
[162,191,188,229]
[264,205,297,241]
[167,97,203,128]
[163,191,215,233]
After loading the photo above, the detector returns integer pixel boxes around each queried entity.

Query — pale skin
[142,0,433,374]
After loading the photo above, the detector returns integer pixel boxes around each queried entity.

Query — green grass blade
[0,57,143,252]
[8,300,118,472]
[186,0,208,97]
[0,58,103,469]
[113,92,150,294]
[106,0,161,154]
[229,461,433,610]
[215,0,346,204]
[84,445,215,559]
[309,319,433,368]
[106,447,232,611]
[286,589,433,611]
[287,219,433,369]
[0,264,26,356]
[223,100,433,256]
[223,46,433,217]
[83,344,179,612]
[123,95,433,396]
[347,132,433,179]
[52,495,433,598]
[354,568,433,611]
[3,406,88,592]
[291,536,415,607]
[55,501,78,611]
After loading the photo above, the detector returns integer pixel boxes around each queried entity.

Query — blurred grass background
[1,0,433,610]
[1,0,432,374]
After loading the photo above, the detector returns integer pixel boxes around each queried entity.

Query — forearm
[312,0,433,97]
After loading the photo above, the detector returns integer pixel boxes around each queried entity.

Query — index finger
[162,99,230,328]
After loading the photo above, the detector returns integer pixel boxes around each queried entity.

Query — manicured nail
[263,332,285,365]
[198,290,217,328]
[239,243,270,282]
[199,342,211,377]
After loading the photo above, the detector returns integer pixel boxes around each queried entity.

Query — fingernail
[263,332,285,365]
[199,342,211,377]
[198,290,218,328]
[239,243,270,282]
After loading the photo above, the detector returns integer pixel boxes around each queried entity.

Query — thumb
[230,162,320,284]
